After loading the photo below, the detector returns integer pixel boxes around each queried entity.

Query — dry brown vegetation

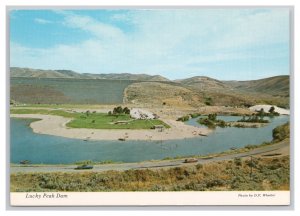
[124,79,289,110]
[11,72,289,108]
[124,82,205,108]
[11,156,289,192]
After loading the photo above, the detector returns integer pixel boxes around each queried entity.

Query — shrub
[196,164,203,170]
[10,156,290,192]
[206,179,225,188]
[234,157,242,166]
[205,97,213,106]
[237,116,269,123]
[245,144,258,150]
[208,113,217,121]
[272,122,290,141]
[177,115,190,122]
[190,113,201,118]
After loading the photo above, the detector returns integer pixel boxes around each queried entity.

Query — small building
[130,108,155,120]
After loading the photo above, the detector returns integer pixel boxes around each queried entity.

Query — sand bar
[249,105,290,115]
[10,114,211,141]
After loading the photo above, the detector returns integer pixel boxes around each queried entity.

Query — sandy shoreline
[11,114,211,141]
[249,105,290,115]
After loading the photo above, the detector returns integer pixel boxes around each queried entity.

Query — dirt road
[11,139,289,174]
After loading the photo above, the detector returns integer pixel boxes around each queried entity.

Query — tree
[269,106,275,113]
[116,106,123,113]
[258,108,265,119]
[208,113,217,121]
[242,115,246,121]
[123,107,130,115]
[113,106,123,115]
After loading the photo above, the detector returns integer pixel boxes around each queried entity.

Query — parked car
[184,158,198,163]
[75,164,94,170]
[20,160,30,165]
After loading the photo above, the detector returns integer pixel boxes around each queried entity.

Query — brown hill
[10,67,76,79]
[124,82,205,108]
[225,75,289,97]
[176,76,233,91]
[83,73,170,81]
[10,67,170,82]
[10,67,289,107]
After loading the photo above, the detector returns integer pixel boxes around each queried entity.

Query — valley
[9,67,290,192]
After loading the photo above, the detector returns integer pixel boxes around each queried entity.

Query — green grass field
[10,108,170,129]
[67,113,170,129]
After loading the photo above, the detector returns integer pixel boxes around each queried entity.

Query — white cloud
[11,9,290,79]
[212,9,290,50]
[34,18,53,24]
[62,13,126,42]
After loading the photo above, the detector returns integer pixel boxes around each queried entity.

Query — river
[10,115,289,164]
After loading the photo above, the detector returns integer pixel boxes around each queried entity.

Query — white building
[130,108,156,119]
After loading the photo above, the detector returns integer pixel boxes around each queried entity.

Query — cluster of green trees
[177,115,190,122]
[197,114,226,128]
[176,113,201,122]
[108,106,130,116]
[190,113,201,118]
[257,107,280,117]
[237,106,280,123]
[267,106,280,117]
[237,115,269,123]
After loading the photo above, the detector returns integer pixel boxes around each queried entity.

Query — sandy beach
[249,105,290,115]
[10,114,211,141]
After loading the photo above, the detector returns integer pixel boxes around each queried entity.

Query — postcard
[9,7,291,206]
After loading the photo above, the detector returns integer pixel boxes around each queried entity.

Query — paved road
[10,140,289,174]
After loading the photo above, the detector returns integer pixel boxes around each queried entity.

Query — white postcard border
[4,2,296,210]
[11,191,290,206]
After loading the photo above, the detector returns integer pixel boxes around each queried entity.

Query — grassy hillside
[171,75,289,108]
[10,67,170,81]
[10,67,289,107]
[124,81,289,108]
[124,82,205,108]
[83,73,170,81]
[225,75,289,97]
[10,67,77,79]
[177,76,232,91]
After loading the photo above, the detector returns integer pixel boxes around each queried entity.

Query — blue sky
[9,9,290,80]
